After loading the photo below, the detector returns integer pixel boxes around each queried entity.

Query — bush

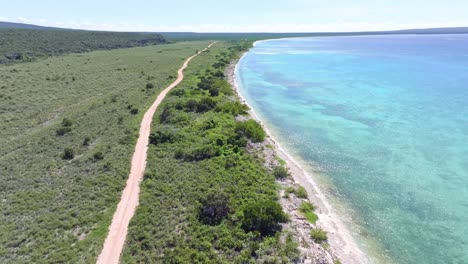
[170,89,185,97]
[236,120,266,143]
[296,186,308,199]
[56,127,72,136]
[61,118,73,127]
[213,70,225,78]
[93,152,104,160]
[174,149,184,159]
[241,200,287,236]
[215,101,249,116]
[299,202,315,212]
[310,228,327,243]
[273,166,289,180]
[199,191,230,225]
[209,87,219,97]
[285,187,296,194]
[185,99,198,112]
[159,107,172,123]
[184,145,220,161]
[83,137,91,146]
[149,128,177,145]
[196,97,217,113]
[62,148,75,160]
[146,83,154,89]
[130,107,139,115]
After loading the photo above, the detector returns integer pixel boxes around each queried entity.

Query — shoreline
[227,46,368,264]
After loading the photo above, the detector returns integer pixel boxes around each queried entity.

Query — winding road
[97,42,216,264]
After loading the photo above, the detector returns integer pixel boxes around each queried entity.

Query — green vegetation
[299,202,318,224]
[0,29,165,64]
[296,186,308,199]
[122,41,298,263]
[273,165,290,179]
[0,41,210,262]
[236,119,266,143]
[311,228,328,243]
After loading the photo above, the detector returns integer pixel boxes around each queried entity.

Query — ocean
[236,35,468,263]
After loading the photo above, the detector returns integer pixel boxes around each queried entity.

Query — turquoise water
[236,35,468,264]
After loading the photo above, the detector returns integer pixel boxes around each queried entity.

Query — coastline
[227,45,368,264]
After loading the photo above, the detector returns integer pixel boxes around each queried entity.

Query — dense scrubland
[0,24,306,263]
[0,41,210,263]
[122,41,299,263]
[0,29,165,64]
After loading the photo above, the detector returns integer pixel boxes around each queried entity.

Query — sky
[1,0,468,32]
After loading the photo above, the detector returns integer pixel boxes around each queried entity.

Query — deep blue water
[236,35,468,264]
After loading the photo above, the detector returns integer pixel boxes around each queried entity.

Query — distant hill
[394,27,468,34]
[0,27,166,64]
[159,27,468,41]
[0,21,64,30]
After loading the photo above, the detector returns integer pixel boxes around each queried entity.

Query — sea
[235,34,468,264]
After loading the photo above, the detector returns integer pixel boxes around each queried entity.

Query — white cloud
[16,16,30,23]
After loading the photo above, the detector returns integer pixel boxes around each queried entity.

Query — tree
[146,82,154,89]
[196,97,217,113]
[62,148,75,160]
[209,87,219,97]
[236,120,266,143]
[199,191,230,225]
[241,200,287,236]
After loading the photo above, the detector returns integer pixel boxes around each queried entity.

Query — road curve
[97,42,216,264]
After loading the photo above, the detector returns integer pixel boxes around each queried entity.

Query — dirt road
[97,42,216,264]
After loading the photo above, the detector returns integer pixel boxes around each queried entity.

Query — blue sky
[2,0,468,32]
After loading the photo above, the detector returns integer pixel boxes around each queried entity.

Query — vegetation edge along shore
[121,40,342,263]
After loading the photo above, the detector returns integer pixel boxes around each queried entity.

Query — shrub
[146,83,154,89]
[209,87,219,97]
[199,191,230,225]
[310,228,328,243]
[184,145,220,161]
[215,101,249,116]
[61,118,73,127]
[196,97,217,113]
[170,89,185,97]
[273,166,289,180]
[159,107,172,123]
[83,137,91,146]
[299,202,315,212]
[93,152,104,160]
[130,107,139,115]
[214,70,225,78]
[174,149,184,159]
[149,129,177,145]
[62,148,75,160]
[56,127,72,136]
[236,120,266,143]
[296,186,308,199]
[241,200,287,236]
[185,99,198,112]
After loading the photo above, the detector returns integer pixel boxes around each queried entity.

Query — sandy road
[97,42,216,264]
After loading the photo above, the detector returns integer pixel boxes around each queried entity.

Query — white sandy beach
[228,45,369,264]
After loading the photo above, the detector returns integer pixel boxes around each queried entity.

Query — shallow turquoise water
[236,35,468,264]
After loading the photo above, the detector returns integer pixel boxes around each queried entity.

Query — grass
[299,202,318,224]
[121,41,299,263]
[310,228,328,243]
[0,40,211,263]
